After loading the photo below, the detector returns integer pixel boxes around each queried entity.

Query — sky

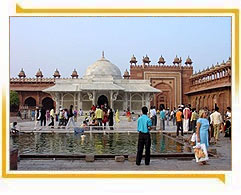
[10,17,231,78]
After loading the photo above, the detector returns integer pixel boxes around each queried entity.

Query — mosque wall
[10,55,231,116]
[129,64,193,109]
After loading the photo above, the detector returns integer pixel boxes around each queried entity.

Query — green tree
[10,90,19,107]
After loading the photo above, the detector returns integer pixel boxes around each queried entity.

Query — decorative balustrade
[190,63,231,86]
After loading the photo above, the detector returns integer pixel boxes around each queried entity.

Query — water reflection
[10,133,183,155]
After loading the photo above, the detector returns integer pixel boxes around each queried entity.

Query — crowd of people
[31,104,119,131]
[16,103,232,138]
[136,105,232,166]
[147,104,231,140]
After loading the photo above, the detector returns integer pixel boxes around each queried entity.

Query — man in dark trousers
[136,106,152,166]
[40,106,46,127]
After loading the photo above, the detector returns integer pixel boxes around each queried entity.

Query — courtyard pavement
[10,116,231,171]
[10,115,177,133]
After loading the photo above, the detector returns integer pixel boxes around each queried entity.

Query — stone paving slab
[18,157,231,171]
[10,116,179,133]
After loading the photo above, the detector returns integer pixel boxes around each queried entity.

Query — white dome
[83,55,122,79]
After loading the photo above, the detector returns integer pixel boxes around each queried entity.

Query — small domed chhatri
[221,60,226,66]
[226,57,231,66]
[36,68,43,78]
[173,55,180,65]
[215,62,220,68]
[210,64,215,69]
[185,56,193,65]
[130,55,137,65]
[158,55,166,65]
[123,69,130,79]
[142,54,151,65]
[53,69,61,78]
[71,69,78,78]
[18,68,26,78]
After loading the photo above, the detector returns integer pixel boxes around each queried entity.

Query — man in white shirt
[150,106,157,130]
[210,107,223,142]
[48,108,55,128]
[34,107,41,130]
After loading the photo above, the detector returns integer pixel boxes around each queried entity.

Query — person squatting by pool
[136,106,152,166]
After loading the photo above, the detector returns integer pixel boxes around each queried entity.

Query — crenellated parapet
[10,77,55,83]
[130,64,193,70]
[10,77,85,83]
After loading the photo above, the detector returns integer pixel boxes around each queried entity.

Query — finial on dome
[102,51,105,58]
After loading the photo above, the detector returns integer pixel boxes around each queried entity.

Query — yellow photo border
[2,4,239,183]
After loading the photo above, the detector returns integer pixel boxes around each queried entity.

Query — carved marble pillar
[142,93,145,106]
[111,91,119,109]
[55,92,60,112]
[77,92,81,110]
[129,93,132,111]
[110,91,113,109]
[145,93,153,110]
[123,93,128,110]
[149,94,154,109]
[87,92,94,105]
[60,93,64,108]
[145,93,149,108]
[72,93,75,109]
[93,91,96,105]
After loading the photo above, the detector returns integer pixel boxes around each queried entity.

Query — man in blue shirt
[136,106,152,166]
[160,108,166,130]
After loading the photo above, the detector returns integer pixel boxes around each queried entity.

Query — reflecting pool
[10,132,183,155]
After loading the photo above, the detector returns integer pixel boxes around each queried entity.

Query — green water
[10,132,183,155]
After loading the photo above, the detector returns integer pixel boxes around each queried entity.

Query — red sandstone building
[128,55,231,116]
[10,55,231,117]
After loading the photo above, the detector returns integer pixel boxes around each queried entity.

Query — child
[74,121,87,134]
